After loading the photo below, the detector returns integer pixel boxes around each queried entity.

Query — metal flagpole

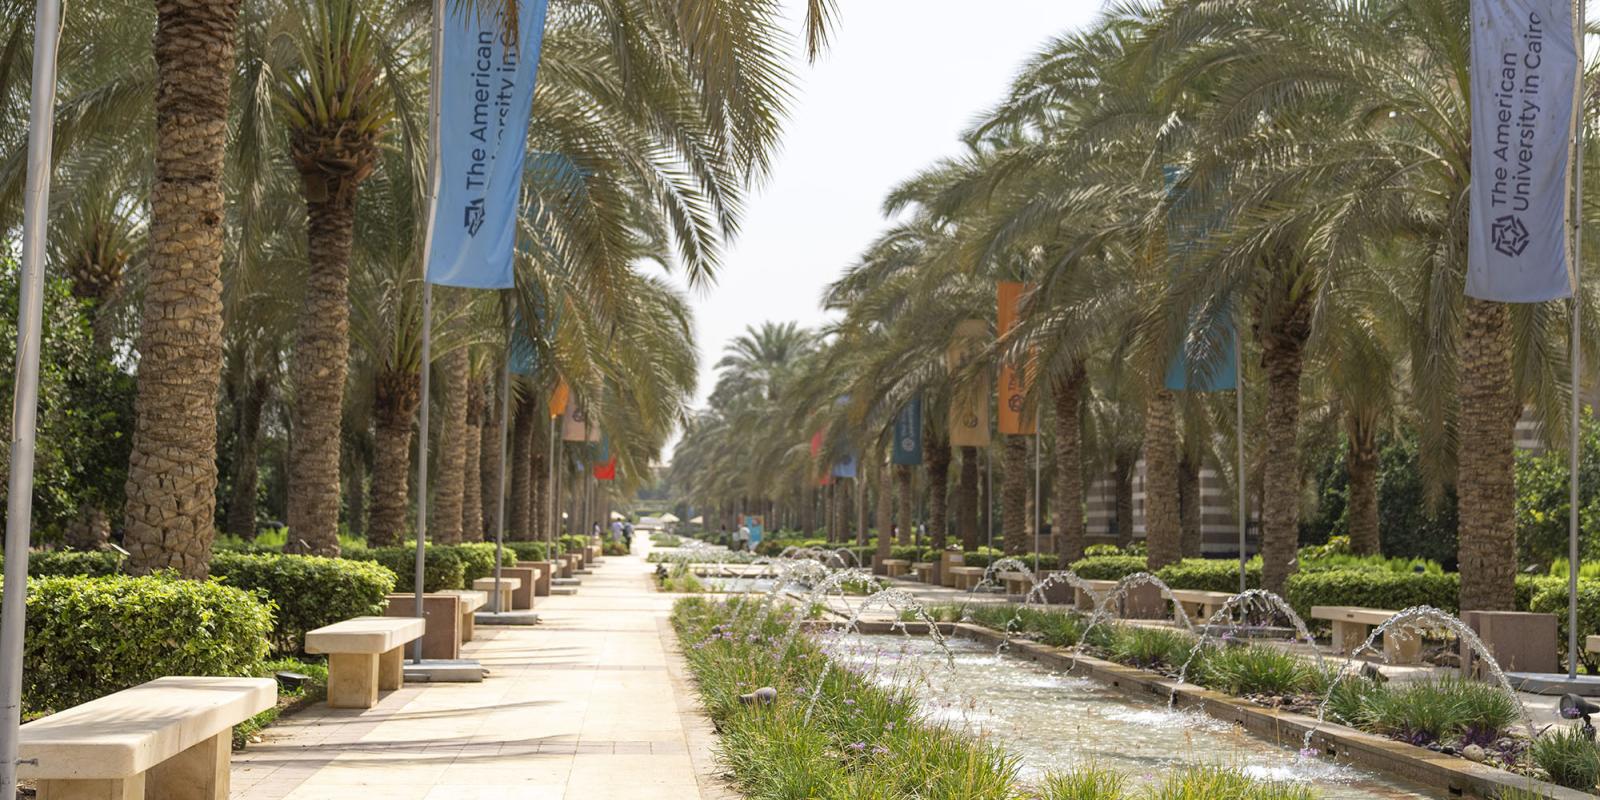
[986,447,994,550]
[0,1,62,794]
[547,416,557,542]
[411,0,446,664]
[492,342,511,612]
[1237,323,1248,594]
[1033,428,1041,575]
[1569,0,1586,681]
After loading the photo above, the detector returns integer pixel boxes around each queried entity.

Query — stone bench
[19,676,275,800]
[1311,606,1418,663]
[1462,610,1557,676]
[499,565,541,610]
[1076,579,1118,611]
[556,554,575,579]
[384,592,461,660]
[519,560,555,596]
[948,566,986,591]
[306,616,427,708]
[440,589,487,641]
[473,576,521,612]
[998,570,1033,595]
[911,562,936,583]
[881,558,911,578]
[1170,589,1234,624]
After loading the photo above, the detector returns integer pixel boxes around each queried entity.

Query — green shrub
[17,575,272,715]
[210,552,395,653]
[1530,725,1600,790]
[1155,559,1261,593]
[1104,624,1192,670]
[1069,555,1148,580]
[1083,544,1124,557]
[1359,677,1519,746]
[450,542,502,583]
[345,545,465,592]
[1197,645,1314,696]
[962,551,1058,570]
[0,550,123,578]
[1283,569,1459,620]
[1147,765,1316,800]
[1528,579,1600,672]
[502,541,550,563]
[1040,763,1127,800]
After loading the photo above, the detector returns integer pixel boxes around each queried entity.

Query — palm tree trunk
[462,377,484,541]
[874,460,892,565]
[1114,455,1134,548]
[527,413,546,542]
[1458,298,1518,611]
[479,384,501,539]
[1144,388,1182,569]
[927,433,950,550]
[1259,304,1310,595]
[1179,452,1202,558]
[895,465,913,544]
[225,374,267,539]
[1002,435,1028,555]
[854,477,868,547]
[123,0,243,579]
[957,446,979,550]
[1346,411,1381,556]
[367,368,419,545]
[431,348,468,544]
[799,486,813,536]
[1051,366,1086,562]
[510,396,534,538]
[286,194,356,556]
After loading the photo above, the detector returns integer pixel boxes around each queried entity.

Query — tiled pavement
[230,542,734,800]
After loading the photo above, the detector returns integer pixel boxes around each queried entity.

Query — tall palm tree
[122,0,244,577]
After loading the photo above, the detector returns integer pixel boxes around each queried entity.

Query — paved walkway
[231,543,732,800]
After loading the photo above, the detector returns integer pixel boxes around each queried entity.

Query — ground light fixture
[1559,693,1599,741]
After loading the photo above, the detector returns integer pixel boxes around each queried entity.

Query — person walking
[735,522,750,552]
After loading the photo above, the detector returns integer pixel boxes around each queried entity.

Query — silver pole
[493,349,510,612]
[547,415,557,542]
[1236,326,1247,594]
[411,0,445,663]
[0,2,61,794]
[1569,0,1585,681]
[986,446,994,550]
[1033,428,1041,574]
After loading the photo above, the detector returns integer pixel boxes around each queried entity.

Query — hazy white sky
[664,1,1103,455]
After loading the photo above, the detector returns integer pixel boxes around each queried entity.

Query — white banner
[1468,0,1579,302]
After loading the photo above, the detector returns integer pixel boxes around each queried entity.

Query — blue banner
[1162,165,1237,392]
[425,0,550,289]
[831,455,858,479]
[892,393,923,465]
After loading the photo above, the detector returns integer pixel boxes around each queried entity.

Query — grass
[651,533,683,547]
[1104,624,1191,670]
[1196,644,1315,697]
[656,562,706,593]
[1529,725,1600,790]
[1346,677,1519,747]
[233,657,328,749]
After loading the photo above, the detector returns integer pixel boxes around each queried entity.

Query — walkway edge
[660,610,741,800]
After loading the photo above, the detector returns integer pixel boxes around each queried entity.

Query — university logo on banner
[946,319,991,448]
[562,403,601,442]
[1467,0,1578,302]
[1162,165,1239,392]
[892,393,923,465]
[997,282,1037,435]
[424,0,552,289]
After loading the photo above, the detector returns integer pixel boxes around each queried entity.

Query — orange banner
[549,379,570,419]
[946,319,991,447]
[997,282,1036,435]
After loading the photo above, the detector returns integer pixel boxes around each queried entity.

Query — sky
[663,0,1104,458]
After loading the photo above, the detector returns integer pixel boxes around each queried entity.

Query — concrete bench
[556,554,576,578]
[1076,579,1118,611]
[19,676,275,800]
[1170,589,1234,624]
[498,565,541,610]
[1311,606,1418,663]
[519,560,554,596]
[306,616,427,708]
[949,566,987,591]
[999,571,1033,595]
[473,576,521,612]
[384,592,461,660]
[911,562,936,583]
[1462,610,1557,675]
[881,559,911,578]
[939,551,965,588]
[440,589,487,641]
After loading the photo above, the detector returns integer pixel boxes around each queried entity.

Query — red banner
[594,456,616,481]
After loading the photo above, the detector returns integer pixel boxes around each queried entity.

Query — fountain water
[801,586,954,723]
[773,566,884,661]
[1170,589,1325,705]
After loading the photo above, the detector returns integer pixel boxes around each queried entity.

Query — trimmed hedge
[1068,555,1149,580]
[1527,579,1600,671]
[346,546,465,592]
[1155,559,1262,593]
[503,541,551,563]
[1283,569,1460,619]
[962,551,1059,570]
[0,550,123,578]
[451,542,503,584]
[210,552,395,653]
[16,575,272,715]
